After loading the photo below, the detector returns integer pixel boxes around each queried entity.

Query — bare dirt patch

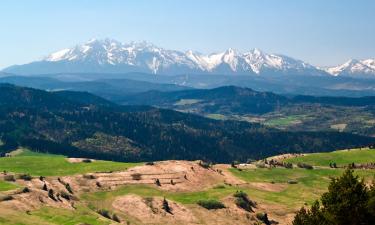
[113,194,198,224]
[66,158,95,163]
[248,182,287,192]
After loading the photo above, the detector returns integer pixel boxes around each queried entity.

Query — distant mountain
[121,85,375,113]
[0,76,191,102]
[3,39,326,76]
[325,59,375,77]
[1,84,373,162]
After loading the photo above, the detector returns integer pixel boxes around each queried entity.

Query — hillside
[1,147,375,225]
[120,86,375,136]
[0,84,373,163]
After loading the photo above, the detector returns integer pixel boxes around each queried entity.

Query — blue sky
[0,0,374,69]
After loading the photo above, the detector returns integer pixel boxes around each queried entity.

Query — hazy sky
[0,0,374,69]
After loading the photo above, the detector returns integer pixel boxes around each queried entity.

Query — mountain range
[3,39,375,77]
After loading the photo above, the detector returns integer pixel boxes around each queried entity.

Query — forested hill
[0,84,373,163]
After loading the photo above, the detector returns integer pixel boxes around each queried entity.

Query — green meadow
[0,149,141,177]
[285,148,375,167]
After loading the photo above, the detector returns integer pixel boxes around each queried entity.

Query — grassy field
[0,181,18,192]
[83,184,239,206]
[205,113,227,120]
[174,99,201,106]
[0,149,141,176]
[229,167,375,208]
[285,148,375,167]
[0,205,113,225]
[264,115,305,127]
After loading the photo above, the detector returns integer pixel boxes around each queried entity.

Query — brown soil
[113,194,198,224]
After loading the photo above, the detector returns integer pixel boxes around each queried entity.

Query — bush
[18,174,32,181]
[48,189,57,201]
[213,184,226,189]
[256,212,271,225]
[83,174,96,179]
[297,162,313,170]
[0,195,13,201]
[97,209,111,219]
[65,183,73,194]
[22,187,30,193]
[284,162,293,169]
[162,198,172,214]
[131,173,142,180]
[112,213,121,223]
[198,161,211,169]
[197,199,225,210]
[234,191,256,212]
[60,191,71,200]
[3,174,15,182]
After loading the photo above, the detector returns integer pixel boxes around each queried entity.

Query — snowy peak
[326,59,375,77]
[40,39,321,75]
[4,38,336,76]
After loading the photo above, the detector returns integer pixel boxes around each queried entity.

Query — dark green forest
[0,84,373,163]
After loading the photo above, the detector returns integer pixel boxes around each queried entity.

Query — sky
[0,0,374,69]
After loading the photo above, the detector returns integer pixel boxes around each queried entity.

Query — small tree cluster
[197,199,225,210]
[293,169,375,225]
[233,191,256,212]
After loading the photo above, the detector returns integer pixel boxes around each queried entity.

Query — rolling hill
[0,84,373,163]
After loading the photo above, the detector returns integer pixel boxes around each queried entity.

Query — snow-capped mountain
[1,38,328,76]
[325,59,375,77]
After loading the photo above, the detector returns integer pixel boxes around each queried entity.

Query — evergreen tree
[293,169,375,225]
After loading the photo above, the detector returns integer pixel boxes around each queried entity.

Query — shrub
[22,187,30,193]
[112,214,121,223]
[83,174,96,179]
[60,191,70,200]
[4,174,15,182]
[0,195,13,201]
[197,199,225,210]
[213,184,226,189]
[234,191,256,212]
[131,173,142,180]
[19,174,32,181]
[97,209,111,219]
[198,161,210,169]
[284,162,293,169]
[162,198,172,214]
[48,189,57,201]
[256,212,271,225]
[297,162,313,170]
[65,183,73,194]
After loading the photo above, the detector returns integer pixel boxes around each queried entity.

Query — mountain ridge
[0,39,349,77]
